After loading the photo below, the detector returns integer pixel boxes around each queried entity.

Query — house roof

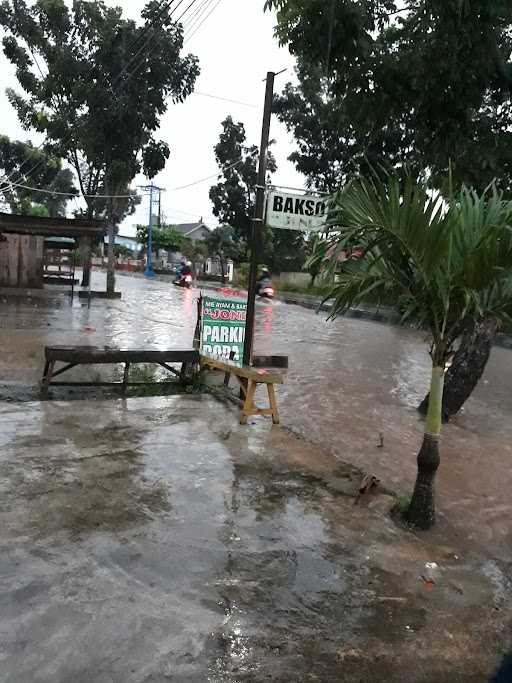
[174,222,210,237]
[0,212,105,238]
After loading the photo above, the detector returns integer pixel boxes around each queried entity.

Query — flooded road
[1,271,511,554]
[1,273,511,681]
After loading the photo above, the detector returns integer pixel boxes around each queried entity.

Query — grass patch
[278,283,333,297]
[391,494,412,521]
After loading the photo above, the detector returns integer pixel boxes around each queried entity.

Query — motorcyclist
[181,261,193,278]
[256,266,271,295]
[175,259,186,278]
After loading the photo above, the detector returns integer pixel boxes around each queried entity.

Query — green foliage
[209,116,309,272]
[0,0,199,225]
[209,116,276,246]
[304,233,329,285]
[267,1,512,194]
[235,262,250,288]
[136,224,185,252]
[114,244,132,259]
[182,238,208,264]
[265,227,307,274]
[206,224,243,261]
[0,135,76,216]
[324,173,512,364]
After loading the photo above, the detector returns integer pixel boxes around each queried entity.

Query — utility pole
[139,182,165,278]
[243,71,275,367]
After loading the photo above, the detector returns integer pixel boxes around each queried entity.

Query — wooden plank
[0,235,9,287]
[45,347,199,364]
[0,212,105,238]
[8,234,19,287]
[200,354,283,384]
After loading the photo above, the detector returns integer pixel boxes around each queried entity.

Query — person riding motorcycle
[181,261,193,278]
[256,267,271,295]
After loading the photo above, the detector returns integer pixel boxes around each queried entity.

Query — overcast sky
[0,0,305,236]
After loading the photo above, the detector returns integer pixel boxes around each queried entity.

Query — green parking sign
[200,295,247,364]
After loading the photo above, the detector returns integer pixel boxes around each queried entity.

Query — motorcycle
[173,273,193,289]
[256,278,275,299]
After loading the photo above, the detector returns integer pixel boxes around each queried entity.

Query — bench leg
[41,361,55,397]
[267,383,280,425]
[123,363,130,396]
[240,380,257,425]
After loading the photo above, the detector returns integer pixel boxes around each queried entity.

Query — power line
[184,0,223,44]
[0,0,191,194]
[192,90,258,108]
[182,0,215,35]
[2,179,144,200]
[0,0,180,192]
[170,151,258,191]
[181,0,211,30]
[110,0,183,90]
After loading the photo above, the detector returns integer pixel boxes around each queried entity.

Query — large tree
[0,135,75,216]
[0,0,199,293]
[206,224,244,284]
[209,115,306,272]
[267,0,512,191]
[324,174,512,529]
[209,116,275,246]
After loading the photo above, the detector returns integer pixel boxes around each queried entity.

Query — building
[0,212,105,289]
[102,233,140,254]
[173,220,211,242]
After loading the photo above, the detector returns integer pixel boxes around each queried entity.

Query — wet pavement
[0,396,509,682]
[1,272,512,681]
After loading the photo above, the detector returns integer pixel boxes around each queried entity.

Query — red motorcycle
[173,273,193,289]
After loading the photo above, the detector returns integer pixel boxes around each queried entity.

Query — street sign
[200,295,247,364]
[266,190,327,232]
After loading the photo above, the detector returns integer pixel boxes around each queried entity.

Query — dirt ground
[0,277,511,682]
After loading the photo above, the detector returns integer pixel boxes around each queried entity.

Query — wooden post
[41,361,55,397]
[122,363,130,396]
[240,380,257,425]
[224,350,236,386]
[267,383,280,425]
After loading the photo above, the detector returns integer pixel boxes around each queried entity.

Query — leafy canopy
[0,135,75,216]
[266,1,512,193]
[209,116,276,245]
[209,116,307,272]
[324,173,512,364]
[0,0,199,223]
[136,224,185,253]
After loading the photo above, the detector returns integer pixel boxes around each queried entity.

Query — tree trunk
[106,223,116,296]
[220,255,227,285]
[407,365,444,530]
[418,315,499,420]
[80,236,92,288]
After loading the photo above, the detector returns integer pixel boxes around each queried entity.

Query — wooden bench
[41,346,200,397]
[200,354,283,425]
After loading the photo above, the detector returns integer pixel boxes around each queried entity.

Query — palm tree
[324,174,512,529]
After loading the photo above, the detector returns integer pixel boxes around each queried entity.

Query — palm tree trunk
[106,222,116,296]
[407,365,444,530]
[418,315,498,420]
